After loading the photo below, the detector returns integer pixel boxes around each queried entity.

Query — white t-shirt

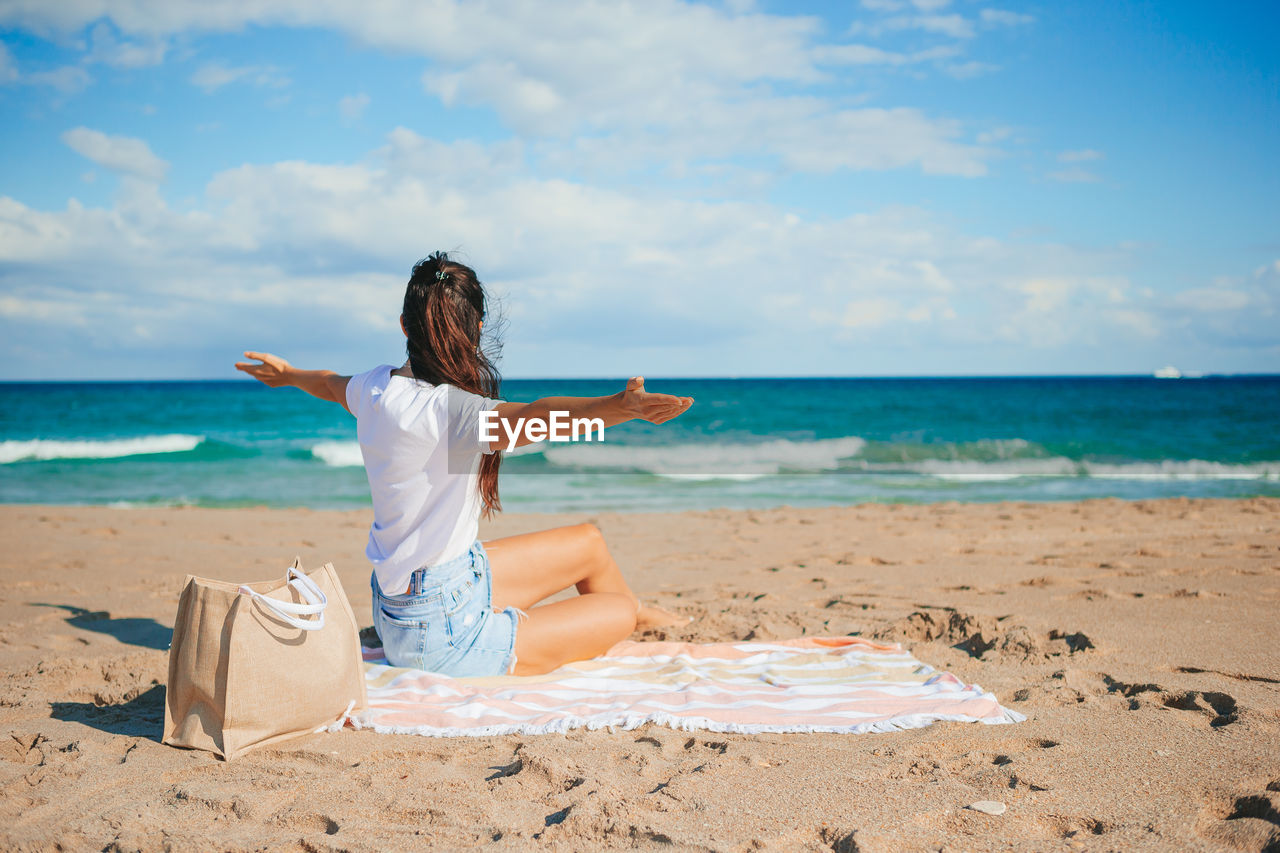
[345,364,503,595]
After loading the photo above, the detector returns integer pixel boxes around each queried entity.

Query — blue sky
[1,0,1277,379]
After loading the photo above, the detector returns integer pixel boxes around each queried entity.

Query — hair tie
[435,269,448,282]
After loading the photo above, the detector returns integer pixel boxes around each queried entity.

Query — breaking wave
[0,435,204,464]
[541,436,869,477]
[311,441,364,467]
[304,433,1280,482]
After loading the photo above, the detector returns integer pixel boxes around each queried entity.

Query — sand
[0,498,1277,852]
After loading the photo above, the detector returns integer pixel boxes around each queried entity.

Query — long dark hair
[402,251,503,516]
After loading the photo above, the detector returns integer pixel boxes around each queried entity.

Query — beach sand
[1,498,1277,851]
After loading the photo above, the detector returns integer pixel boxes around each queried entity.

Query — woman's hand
[235,352,351,412]
[234,351,294,387]
[619,377,694,424]
[489,378,694,448]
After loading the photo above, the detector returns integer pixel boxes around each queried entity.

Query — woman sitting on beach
[235,252,693,677]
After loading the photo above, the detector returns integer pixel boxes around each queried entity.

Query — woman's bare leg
[506,593,637,675]
[486,522,636,609]
[485,523,687,674]
[486,523,685,627]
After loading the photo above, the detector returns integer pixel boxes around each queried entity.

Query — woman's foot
[635,602,691,630]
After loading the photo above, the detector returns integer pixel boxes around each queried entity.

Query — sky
[0,0,1277,380]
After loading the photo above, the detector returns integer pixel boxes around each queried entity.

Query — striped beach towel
[341,636,1024,737]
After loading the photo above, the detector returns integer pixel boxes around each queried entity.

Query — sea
[2,377,1278,513]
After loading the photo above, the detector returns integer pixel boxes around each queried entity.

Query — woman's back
[346,364,501,595]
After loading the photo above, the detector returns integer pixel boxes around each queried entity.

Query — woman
[235,251,693,677]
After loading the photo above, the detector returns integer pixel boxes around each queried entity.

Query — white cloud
[522,98,988,178]
[61,127,169,181]
[814,43,901,65]
[945,60,999,79]
[189,63,241,92]
[0,0,998,178]
[862,0,955,13]
[1103,308,1159,338]
[190,62,289,93]
[0,43,17,83]
[1173,288,1252,312]
[1058,149,1104,162]
[841,297,900,329]
[1047,167,1101,183]
[1019,278,1071,313]
[867,14,976,39]
[427,67,992,177]
[0,41,92,92]
[981,9,1035,26]
[977,126,1013,144]
[905,297,955,323]
[338,92,370,121]
[25,64,92,92]
[855,4,1033,43]
[87,22,167,67]
[3,133,1272,376]
[813,44,958,66]
[1173,262,1278,317]
[994,276,1140,348]
[0,132,1160,369]
[6,5,1266,375]
[1160,261,1279,349]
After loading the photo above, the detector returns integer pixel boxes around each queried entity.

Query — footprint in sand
[1092,676,1240,726]
[875,610,1094,661]
[1173,666,1280,685]
[682,737,728,755]
[168,782,255,821]
[275,812,340,835]
[1040,814,1117,841]
[1162,690,1239,728]
[1197,781,1280,852]
[810,597,878,611]
[819,825,863,852]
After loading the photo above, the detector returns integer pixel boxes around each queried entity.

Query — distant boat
[1153,366,1182,379]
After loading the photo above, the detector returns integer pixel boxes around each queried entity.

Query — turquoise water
[1,377,1277,512]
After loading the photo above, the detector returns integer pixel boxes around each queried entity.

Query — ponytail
[402,252,503,515]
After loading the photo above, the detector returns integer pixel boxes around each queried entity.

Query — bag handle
[239,565,328,631]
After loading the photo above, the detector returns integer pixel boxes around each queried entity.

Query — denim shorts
[370,541,526,677]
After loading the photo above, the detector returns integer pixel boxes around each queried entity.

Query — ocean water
[1,377,1277,512]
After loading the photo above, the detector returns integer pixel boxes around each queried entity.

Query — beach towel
[339,635,1024,737]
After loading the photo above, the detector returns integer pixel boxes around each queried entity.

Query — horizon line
[3,372,1279,383]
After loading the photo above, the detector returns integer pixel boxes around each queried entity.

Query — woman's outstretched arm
[234,351,352,414]
[491,377,693,449]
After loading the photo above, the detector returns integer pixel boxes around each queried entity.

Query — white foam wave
[892,458,1080,481]
[311,441,364,467]
[106,498,196,509]
[1084,460,1280,480]
[541,436,868,476]
[653,472,770,482]
[0,434,203,464]
[310,434,1279,482]
[867,458,1280,481]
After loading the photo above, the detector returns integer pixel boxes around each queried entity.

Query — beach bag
[163,558,368,761]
